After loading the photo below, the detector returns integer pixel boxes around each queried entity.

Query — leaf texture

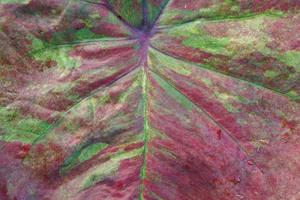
[0,0,299,200]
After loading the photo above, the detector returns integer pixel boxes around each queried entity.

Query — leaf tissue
[0,0,299,199]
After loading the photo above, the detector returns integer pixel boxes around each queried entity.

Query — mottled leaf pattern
[0,0,299,200]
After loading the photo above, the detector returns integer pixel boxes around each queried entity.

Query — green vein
[139,66,150,200]
[149,69,264,174]
[148,0,170,29]
[149,45,299,103]
[29,64,140,146]
[29,37,134,55]
[157,11,285,30]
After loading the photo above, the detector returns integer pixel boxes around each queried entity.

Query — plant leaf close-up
[0,0,300,199]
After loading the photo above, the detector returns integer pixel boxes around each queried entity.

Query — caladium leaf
[0,0,299,199]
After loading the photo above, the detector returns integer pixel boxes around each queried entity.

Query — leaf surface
[0,0,299,200]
